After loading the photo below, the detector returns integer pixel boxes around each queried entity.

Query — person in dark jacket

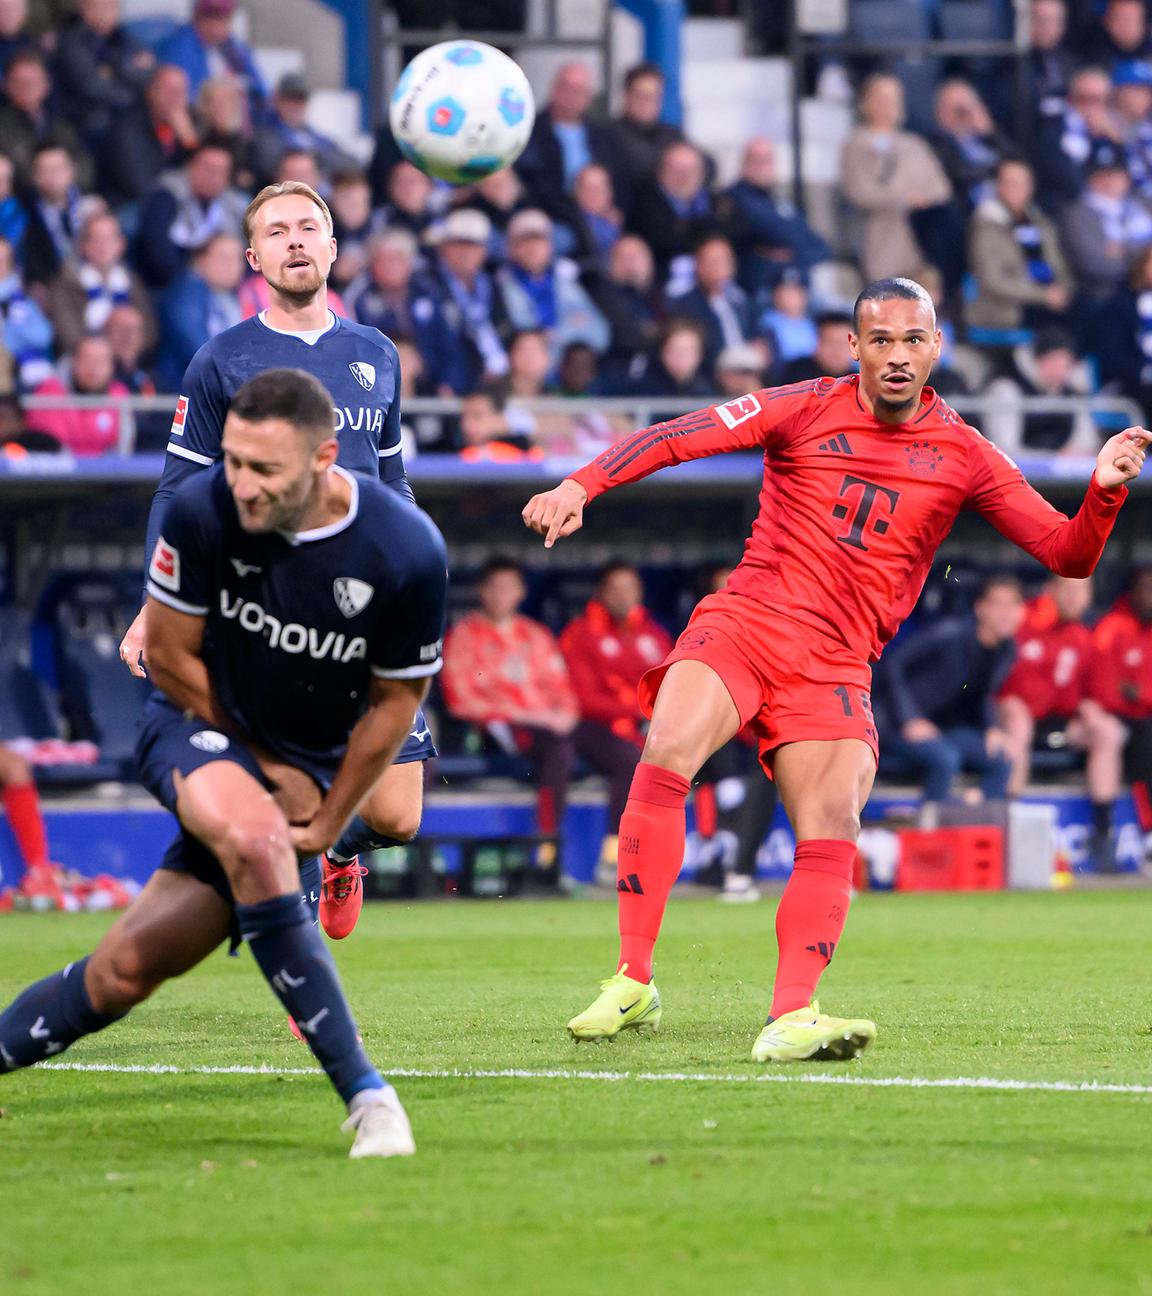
[154,0,265,123]
[52,0,155,147]
[875,576,1025,802]
[19,143,90,286]
[153,230,243,390]
[514,61,618,222]
[628,317,714,404]
[665,234,753,369]
[0,50,92,190]
[625,140,720,285]
[99,63,200,207]
[778,311,857,384]
[607,62,683,206]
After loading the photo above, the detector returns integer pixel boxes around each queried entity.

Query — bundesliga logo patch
[348,361,376,391]
[333,577,374,618]
[149,537,180,592]
[715,393,761,430]
[170,394,188,436]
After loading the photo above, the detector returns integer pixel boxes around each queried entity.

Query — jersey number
[831,475,901,552]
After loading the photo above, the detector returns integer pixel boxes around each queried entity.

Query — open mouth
[881,372,913,390]
[286,258,312,270]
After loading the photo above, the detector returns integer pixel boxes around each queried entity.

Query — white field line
[30,1060,1152,1096]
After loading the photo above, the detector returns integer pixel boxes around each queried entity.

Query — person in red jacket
[1091,567,1152,862]
[560,562,672,879]
[998,575,1127,871]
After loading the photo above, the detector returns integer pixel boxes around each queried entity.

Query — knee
[218,818,294,891]
[364,804,422,844]
[1092,714,1127,753]
[921,740,962,777]
[641,731,698,781]
[795,803,861,843]
[0,748,31,786]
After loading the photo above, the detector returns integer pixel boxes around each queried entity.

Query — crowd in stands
[435,556,1152,884]
[3,0,1152,458]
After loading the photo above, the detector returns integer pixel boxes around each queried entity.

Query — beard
[266,261,326,302]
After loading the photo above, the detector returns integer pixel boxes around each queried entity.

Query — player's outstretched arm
[522,478,588,549]
[290,676,429,857]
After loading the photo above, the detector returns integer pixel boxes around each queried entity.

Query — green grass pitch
[2,890,1152,1296]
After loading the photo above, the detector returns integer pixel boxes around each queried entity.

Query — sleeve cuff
[1088,472,1128,507]
[146,583,209,616]
[371,658,444,680]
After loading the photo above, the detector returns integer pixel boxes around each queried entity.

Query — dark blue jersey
[144,312,411,563]
[145,465,446,775]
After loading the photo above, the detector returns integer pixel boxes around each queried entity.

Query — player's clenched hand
[261,760,323,827]
[290,818,336,859]
[119,607,148,678]
[1095,427,1150,490]
[522,478,588,549]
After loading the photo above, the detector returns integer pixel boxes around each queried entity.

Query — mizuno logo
[230,558,263,578]
[617,873,644,895]
[409,725,432,744]
[818,434,853,455]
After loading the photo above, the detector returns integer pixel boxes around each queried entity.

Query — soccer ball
[389,41,535,185]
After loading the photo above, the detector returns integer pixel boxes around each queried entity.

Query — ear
[245,245,259,271]
[314,436,340,472]
[848,331,861,360]
[933,328,943,359]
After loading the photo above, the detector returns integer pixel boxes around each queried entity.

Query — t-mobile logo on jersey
[830,474,901,552]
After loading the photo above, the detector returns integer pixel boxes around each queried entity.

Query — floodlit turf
[3,890,1152,1295]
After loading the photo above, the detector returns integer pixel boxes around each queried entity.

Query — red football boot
[319,855,368,940]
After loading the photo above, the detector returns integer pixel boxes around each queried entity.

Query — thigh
[945,726,992,768]
[90,869,232,986]
[773,738,877,841]
[642,660,743,779]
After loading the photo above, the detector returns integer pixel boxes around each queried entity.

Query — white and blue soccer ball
[389,41,535,185]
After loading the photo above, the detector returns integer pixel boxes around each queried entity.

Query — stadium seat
[938,0,1014,41]
[0,609,58,742]
[850,1,931,42]
[121,17,179,48]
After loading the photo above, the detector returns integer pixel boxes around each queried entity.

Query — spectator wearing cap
[983,330,1099,456]
[1113,60,1152,202]
[840,73,952,283]
[98,63,199,207]
[1034,66,1125,209]
[428,207,508,390]
[626,140,718,286]
[156,0,265,123]
[26,334,130,456]
[0,0,35,78]
[1004,0,1076,127]
[628,317,714,402]
[378,159,438,240]
[0,50,92,191]
[666,234,753,369]
[966,156,1072,332]
[778,312,857,384]
[251,71,354,188]
[496,207,610,360]
[53,0,155,147]
[757,274,818,365]
[154,230,244,390]
[132,142,247,288]
[1059,157,1152,301]
[608,62,684,204]
[1083,0,1152,68]
[345,228,462,393]
[46,210,156,356]
[715,342,771,398]
[514,61,618,221]
[718,137,830,296]
[0,232,53,387]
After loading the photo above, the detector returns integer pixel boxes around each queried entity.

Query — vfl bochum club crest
[334,577,374,618]
[348,361,376,391]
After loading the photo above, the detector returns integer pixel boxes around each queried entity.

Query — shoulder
[356,474,445,562]
[335,316,399,360]
[166,462,226,522]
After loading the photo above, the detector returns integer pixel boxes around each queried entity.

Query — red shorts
[638,590,879,774]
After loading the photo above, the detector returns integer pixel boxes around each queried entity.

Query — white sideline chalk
[30,1060,1152,1096]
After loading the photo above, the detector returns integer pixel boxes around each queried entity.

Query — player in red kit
[522,277,1150,1062]
[998,576,1127,872]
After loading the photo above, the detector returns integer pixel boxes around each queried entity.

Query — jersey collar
[278,464,359,545]
[256,309,339,345]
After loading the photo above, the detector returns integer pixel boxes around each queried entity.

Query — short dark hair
[480,555,524,582]
[816,310,854,332]
[852,278,935,332]
[976,573,1023,602]
[462,387,506,413]
[598,559,638,586]
[624,62,664,90]
[228,369,334,443]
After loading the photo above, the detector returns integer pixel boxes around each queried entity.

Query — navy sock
[299,855,322,926]
[1091,801,1114,837]
[0,956,123,1072]
[331,815,403,861]
[236,891,385,1105]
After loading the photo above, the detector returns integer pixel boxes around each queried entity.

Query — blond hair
[243,181,333,244]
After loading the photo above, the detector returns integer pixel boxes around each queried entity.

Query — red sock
[3,781,49,871]
[616,762,691,984]
[769,839,856,1019]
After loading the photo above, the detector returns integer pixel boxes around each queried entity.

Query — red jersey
[570,377,1126,664]
[1089,610,1152,720]
[560,600,673,741]
[999,616,1094,720]
[440,611,577,725]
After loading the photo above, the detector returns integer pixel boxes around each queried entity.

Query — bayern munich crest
[905,441,944,477]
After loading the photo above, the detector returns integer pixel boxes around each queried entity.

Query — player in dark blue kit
[119,180,429,941]
[0,370,447,1159]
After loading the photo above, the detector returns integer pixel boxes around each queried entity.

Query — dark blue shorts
[397,706,437,764]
